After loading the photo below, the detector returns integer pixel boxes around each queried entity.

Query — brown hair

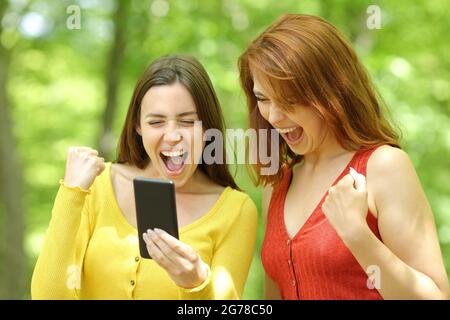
[117,54,239,189]
[238,14,400,186]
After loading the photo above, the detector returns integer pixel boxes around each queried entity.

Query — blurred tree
[97,0,131,160]
[0,0,26,299]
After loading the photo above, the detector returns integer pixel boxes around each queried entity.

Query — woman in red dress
[238,14,449,299]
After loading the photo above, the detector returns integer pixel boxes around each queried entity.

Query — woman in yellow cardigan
[31,55,258,299]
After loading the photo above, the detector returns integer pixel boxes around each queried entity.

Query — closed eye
[179,120,195,125]
[147,120,196,126]
[256,96,269,103]
[148,121,164,126]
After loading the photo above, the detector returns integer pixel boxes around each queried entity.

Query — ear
[136,124,142,136]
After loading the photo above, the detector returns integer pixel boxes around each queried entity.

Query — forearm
[177,263,243,300]
[177,238,255,300]
[177,198,257,300]
[343,225,447,300]
[31,184,88,299]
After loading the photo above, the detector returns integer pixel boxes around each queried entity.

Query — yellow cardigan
[31,163,258,299]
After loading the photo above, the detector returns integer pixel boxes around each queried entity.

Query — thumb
[349,167,366,192]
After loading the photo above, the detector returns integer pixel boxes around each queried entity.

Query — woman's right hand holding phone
[143,228,210,289]
[63,146,106,190]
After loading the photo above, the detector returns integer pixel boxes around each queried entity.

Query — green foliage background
[1,0,449,299]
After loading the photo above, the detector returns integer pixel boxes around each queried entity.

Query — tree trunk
[0,1,26,299]
[97,0,131,159]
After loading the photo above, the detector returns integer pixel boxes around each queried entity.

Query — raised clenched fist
[63,147,106,190]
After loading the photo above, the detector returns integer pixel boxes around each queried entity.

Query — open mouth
[159,149,189,176]
[275,126,304,144]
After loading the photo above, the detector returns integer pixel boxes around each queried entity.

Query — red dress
[261,147,383,299]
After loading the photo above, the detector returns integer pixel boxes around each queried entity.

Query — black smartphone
[133,177,179,259]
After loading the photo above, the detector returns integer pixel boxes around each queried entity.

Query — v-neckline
[106,162,232,234]
[280,150,360,241]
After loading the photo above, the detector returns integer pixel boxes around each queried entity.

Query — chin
[287,144,305,156]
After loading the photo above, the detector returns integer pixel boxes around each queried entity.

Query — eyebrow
[145,111,198,118]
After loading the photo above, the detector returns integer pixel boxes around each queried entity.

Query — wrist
[60,179,91,193]
[339,219,371,245]
[180,263,211,291]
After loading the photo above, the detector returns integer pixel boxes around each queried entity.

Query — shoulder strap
[352,145,383,176]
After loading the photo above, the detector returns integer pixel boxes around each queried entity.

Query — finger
[143,233,171,268]
[349,167,366,192]
[72,146,98,155]
[321,196,330,214]
[81,150,99,158]
[83,147,98,154]
[77,151,99,161]
[67,147,76,155]
[328,186,336,195]
[146,230,183,264]
[154,228,197,262]
[97,162,106,175]
[87,149,99,156]
[338,174,354,187]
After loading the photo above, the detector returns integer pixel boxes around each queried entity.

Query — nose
[268,104,285,125]
[163,121,182,144]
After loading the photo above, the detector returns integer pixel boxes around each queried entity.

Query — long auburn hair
[117,54,239,190]
[238,14,400,186]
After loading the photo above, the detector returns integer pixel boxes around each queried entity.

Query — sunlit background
[0,0,449,299]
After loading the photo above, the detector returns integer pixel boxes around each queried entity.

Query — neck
[135,162,161,179]
[302,131,349,169]
[174,169,208,194]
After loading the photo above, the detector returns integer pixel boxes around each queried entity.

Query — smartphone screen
[133,177,179,259]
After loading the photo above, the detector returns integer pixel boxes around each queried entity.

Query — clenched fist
[63,147,106,190]
[322,167,368,241]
